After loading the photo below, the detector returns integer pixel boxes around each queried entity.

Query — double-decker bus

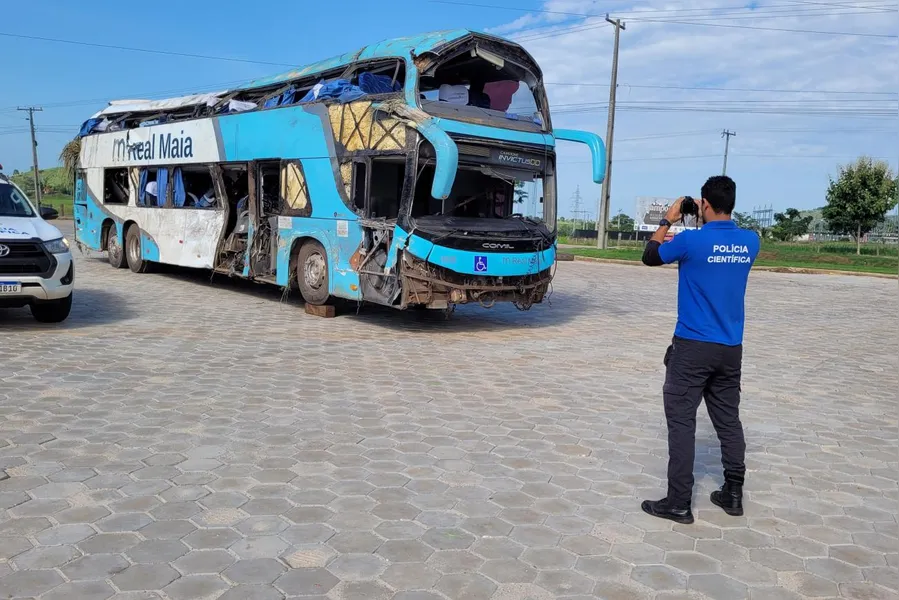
[74,30,605,311]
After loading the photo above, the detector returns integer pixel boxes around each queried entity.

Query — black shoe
[641,498,694,524]
[710,480,744,516]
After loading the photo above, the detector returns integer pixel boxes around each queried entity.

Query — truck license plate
[0,281,22,294]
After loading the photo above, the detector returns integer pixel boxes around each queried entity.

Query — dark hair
[701,175,736,214]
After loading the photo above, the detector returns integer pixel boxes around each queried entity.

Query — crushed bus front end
[396,215,556,310]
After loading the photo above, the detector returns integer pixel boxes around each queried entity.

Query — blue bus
[75,30,605,311]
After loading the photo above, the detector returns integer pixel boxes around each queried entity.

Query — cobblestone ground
[1,232,896,600]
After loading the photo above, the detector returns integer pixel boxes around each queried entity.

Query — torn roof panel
[94,29,531,118]
[241,29,475,92]
[92,92,229,118]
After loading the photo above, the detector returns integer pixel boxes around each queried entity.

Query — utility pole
[597,15,625,249]
[18,106,43,208]
[721,129,736,176]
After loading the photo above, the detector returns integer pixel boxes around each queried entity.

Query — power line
[612,106,895,116]
[547,98,896,105]
[515,15,895,41]
[0,78,257,114]
[552,104,895,117]
[545,82,897,96]
[433,0,895,19]
[438,0,897,38]
[623,16,897,38]
[786,0,895,9]
[617,130,719,142]
[626,7,897,22]
[568,152,896,163]
[0,32,296,67]
[613,127,891,142]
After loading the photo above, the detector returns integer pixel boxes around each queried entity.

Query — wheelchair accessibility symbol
[474,255,488,273]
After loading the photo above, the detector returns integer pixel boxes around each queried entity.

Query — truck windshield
[0,184,36,218]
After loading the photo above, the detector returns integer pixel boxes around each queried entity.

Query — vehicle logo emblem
[0,244,9,258]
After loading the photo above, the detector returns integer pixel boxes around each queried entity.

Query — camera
[681,196,699,217]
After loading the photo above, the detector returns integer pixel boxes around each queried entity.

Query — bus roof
[243,29,479,92]
[94,29,530,117]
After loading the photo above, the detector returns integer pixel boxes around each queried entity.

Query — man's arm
[642,198,685,266]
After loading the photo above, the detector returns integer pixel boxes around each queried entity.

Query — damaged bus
[74,30,605,311]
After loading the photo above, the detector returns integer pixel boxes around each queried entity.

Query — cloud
[494,0,898,214]
[486,13,548,35]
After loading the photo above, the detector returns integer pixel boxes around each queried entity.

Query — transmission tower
[571,186,583,229]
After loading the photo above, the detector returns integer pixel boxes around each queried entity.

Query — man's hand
[666,198,685,224]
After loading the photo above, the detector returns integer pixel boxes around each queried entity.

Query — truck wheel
[297,240,330,305]
[31,293,73,323]
[126,226,151,273]
[107,225,126,269]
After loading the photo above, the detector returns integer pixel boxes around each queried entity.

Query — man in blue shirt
[640,175,760,524]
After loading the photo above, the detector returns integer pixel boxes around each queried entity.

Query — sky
[0,0,896,221]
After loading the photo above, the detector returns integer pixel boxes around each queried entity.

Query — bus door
[246,161,280,279]
[73,169,87,244]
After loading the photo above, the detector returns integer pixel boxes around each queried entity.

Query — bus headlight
[43,237,70,254]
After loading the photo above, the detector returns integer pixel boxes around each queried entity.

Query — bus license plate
[0,282,22,294]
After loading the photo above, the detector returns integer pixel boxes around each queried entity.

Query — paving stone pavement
[1,230,896,600]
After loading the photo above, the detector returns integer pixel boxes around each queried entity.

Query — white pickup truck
[0,172,74,322]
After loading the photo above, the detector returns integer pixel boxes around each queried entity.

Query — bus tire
[297,240,330,306]
[125,226,151,274]
[106,225,127,269]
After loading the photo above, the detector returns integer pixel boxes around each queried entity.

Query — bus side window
[351,161,367,212]
[103,168,129,205]
[173,165,216,208]
[280,161,312,217]
[369,157,404,219]
[137,168,164,207]
[258,162,280,216]
[222,165,250,236]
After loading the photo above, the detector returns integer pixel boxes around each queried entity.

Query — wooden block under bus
[305,303,336,318]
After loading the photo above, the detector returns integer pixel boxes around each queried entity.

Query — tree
[513,181,528,204]
[608,210,634,231]
[823,156,898,254]
[770,208,813,241]
[733,211,760,231]
[12,169,19,175]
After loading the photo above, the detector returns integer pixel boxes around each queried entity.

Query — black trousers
[663,336,746,507]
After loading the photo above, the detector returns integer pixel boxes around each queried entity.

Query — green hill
[10,166,72,196]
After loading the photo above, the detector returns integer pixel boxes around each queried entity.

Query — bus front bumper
[399,251,552,310]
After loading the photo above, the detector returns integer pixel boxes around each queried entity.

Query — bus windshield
[410,159,556,233]
[419,49,547,132]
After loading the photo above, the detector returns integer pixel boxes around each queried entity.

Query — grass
[564,241,898,276]
[39,194,74,218]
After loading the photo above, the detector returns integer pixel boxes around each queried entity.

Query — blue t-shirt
[658,220,760,346]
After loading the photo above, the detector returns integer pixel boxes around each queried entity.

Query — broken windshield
[410,160,556,234]
[418,47,547,132]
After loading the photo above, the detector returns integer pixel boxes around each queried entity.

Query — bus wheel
[126,226,151,274]
[107,225,126,269]
[297,240,330,305]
